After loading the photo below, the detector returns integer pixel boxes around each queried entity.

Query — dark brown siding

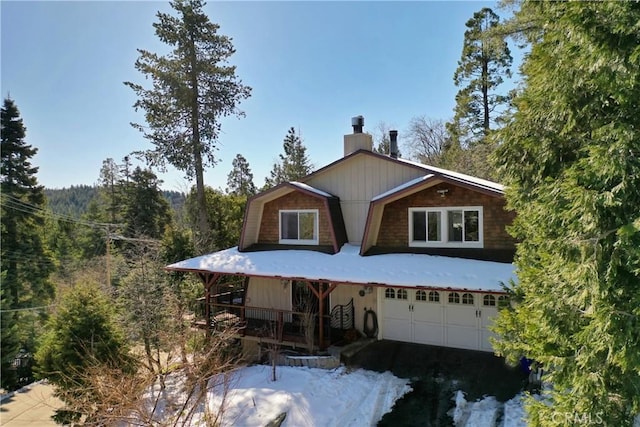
[376,182,516,251]
[258,192,333,246]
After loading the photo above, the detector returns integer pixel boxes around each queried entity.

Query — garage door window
[385,288,395,299]
[462,293,474,305]
[448,292,460,304]
[483,295,496,306]
[428,291,440,303]
[409,207,483,248]
[416,290,427,301]
[397,289,408,300]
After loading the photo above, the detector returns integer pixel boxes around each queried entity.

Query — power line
[1,194,117,229]
[0,304,56,313]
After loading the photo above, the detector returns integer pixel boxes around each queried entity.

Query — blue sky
[2,1,514,192]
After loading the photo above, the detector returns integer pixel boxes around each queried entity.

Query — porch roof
[166,245,516,293]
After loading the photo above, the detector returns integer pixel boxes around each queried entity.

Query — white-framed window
[385,288,395,299]
[409,206,483,248]
[279,209,319,245]
[397,289,408,300]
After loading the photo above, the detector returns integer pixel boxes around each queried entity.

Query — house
[167,117,517,354]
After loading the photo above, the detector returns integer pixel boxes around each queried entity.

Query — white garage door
[382,288,444,346]
[382,288,506,352]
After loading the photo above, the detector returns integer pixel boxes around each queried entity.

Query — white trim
[279,209,319,245]
[408,206,484,248]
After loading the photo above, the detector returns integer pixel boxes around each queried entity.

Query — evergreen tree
[1,98,54,388]
[0,280,20,390]
[446,7,512,180]
[36,281,134,423]
[491,2,640,424]
[185,187,245,250]
[125,0,251,253]
[122,167,172,240]
[264,127,313,189]
[226,153,256,196]
[449,7,512,145]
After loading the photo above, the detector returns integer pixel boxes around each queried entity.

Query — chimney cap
[351,115,364,126]
[351,115,364,134]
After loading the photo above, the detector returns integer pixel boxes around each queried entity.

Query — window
[483,295,496,306]
[279,210,319,245]
[462,293,474,305]
[397,289,408,300]
[416,290,427,301]
[428,291,440,303]
[385,288,395,299]
[448,292,460,304]
[409,207,483,248]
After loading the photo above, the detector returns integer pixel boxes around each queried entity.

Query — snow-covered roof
[289,181,334,198]
[167,244,515,292]
[396,157,505,193]
[370,174,435,202]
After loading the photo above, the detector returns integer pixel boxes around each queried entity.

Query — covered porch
[191,272,356,351]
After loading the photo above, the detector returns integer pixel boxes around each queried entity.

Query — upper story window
[409,206,483,248]
[279,209,319,245]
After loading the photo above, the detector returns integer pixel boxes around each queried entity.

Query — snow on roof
[167,244,516,292]
[371,174,435,202]
[396,157,505,192]
[289,181,334,198]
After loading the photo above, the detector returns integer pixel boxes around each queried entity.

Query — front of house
[167,117,517,354]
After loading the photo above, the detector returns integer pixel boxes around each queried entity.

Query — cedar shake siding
[257,191,337,250]
[375,182,516,259]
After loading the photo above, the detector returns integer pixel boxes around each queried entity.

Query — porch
[193,275,356,351]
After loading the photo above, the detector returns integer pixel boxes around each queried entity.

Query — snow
[167,244,516,292]
[396,157,505,193]
[370,174,435,202]
[150,365,412,426]
[451,391,528,427]
[289,181,335,198]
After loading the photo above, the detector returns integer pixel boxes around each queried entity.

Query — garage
[381,288,505,352]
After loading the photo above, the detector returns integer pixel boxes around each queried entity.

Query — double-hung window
[409,206,483,248]
[279,209,319,245]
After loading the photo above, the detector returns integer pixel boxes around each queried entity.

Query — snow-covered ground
[146,364,534,426]
[451,390,527,427]
[205,365,412,426]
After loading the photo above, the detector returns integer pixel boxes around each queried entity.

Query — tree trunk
[482,55,490,136]
[188,31,211,253]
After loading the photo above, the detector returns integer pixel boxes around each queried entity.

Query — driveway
[343,340,526,426]
[0,382,62,426]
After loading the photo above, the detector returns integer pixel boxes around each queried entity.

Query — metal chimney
[351,115,364,134]
[389,130,398,159]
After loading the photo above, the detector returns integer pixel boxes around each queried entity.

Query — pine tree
[226,154,256,196]
[263,127,313,189]
[449,7,512,146]
[125,0,251,253]
[1,98,54,388]
[35,281,134,423]
[446,8,512,180]
[122,167,172,240]
[491,2,640,424]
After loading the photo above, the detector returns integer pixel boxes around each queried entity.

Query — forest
[1,1,639,425]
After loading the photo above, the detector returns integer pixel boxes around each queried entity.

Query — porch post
[200,273,220,335]
[306,281,338,350]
